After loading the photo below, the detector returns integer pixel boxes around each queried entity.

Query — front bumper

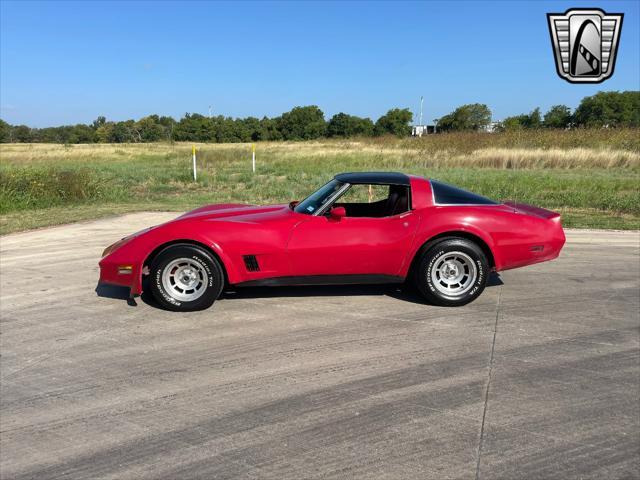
[99,257,143,295]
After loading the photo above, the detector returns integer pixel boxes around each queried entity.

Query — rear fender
[402,223,500,276]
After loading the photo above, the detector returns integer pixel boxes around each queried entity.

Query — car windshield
[294,179,345,215]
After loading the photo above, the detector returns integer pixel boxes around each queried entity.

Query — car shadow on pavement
[221,272,504,306]
[96,273,503,309]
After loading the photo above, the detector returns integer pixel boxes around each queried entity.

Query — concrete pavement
[1,213,638,479]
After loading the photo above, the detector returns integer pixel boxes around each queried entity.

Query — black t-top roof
[334,172,410,186]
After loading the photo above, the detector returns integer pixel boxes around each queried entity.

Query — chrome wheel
[430,251,477,297]
[161,258,209,302]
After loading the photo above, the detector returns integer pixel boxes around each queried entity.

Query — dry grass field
[1,130,639,233]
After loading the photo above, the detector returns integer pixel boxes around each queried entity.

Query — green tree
[92,116,107,129]
[499,115,528,131]
[13,125,32,142]
[543,105,572,129]
[136,115,165,142]
[158,116,176,141]
[238,116,262,141]
[374,108,413,136]
[500,108,542,130]
[0,119,11,142]
[70,124,97,143]
[278,106,326,140]
[327,113,374,137]
[573,91,640,127]
[173,113,215,142]
[158,116,176,127]
[436,113,455,131]
[95,123,114,143]
[525,107,542,129]
[216,116,245,142]
[259,116,283,141]
[437,104,491,131]
[110,121,135,143]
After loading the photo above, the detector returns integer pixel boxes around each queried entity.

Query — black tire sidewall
[416,238,488,306]
[150,245,223,311]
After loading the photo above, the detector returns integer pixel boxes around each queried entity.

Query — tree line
[0,107,413,144]
[499,90,639,131]
[0,91,637,144]
[436,91,639,132]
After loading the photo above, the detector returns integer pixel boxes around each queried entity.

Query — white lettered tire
[415,238,488,307]
[149,244,224,311]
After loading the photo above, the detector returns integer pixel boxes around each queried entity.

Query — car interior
[333,184,410,218]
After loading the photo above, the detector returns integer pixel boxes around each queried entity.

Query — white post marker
[192,145,197,181]
[252,143,256,173]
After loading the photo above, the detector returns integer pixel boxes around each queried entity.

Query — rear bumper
[530,220,565,263]
[518,235,565,268]
[496,212,566,271]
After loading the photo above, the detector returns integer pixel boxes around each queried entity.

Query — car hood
[175,203,292,223]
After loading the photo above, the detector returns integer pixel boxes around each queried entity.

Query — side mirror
[289,200,299,210]
[329,206,346,220]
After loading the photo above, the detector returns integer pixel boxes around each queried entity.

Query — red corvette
[99,172,565,311]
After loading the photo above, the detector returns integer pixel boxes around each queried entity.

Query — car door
[286,210,419,277]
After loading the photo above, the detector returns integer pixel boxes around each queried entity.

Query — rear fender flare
[403,225,499,277]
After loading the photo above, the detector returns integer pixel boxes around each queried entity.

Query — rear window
[431,180,498,205]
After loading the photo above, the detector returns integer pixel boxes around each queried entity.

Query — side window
[431,180,498,205]
[338,184,388,204]
[335,184,410,218]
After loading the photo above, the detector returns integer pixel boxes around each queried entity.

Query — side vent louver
[243,255,260,272]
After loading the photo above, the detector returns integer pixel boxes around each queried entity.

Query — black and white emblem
[547,8,623,83]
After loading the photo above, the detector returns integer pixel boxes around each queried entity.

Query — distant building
[412,125,437,136]
[412,122,500,135]
[482,122,500,133]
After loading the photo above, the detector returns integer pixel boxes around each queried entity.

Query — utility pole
[433,118,439,134]
[419,96,424,126]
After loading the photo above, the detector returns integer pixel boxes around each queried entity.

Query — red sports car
[99,172,565,311]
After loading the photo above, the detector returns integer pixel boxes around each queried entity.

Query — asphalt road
[1,213,639,480]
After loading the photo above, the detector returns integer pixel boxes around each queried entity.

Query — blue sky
[1,0,638,127]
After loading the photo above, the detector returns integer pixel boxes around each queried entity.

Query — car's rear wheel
[415,238,488,307]
[149,244,224,311]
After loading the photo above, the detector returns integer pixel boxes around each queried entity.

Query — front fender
[98,220,242,295]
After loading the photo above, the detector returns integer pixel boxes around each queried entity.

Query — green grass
[1,133,639,234]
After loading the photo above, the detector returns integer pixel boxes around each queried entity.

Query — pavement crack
[475,286,502,480]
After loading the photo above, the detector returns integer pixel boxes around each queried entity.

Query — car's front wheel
[149,244,224,311]
[415,238,489,307]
